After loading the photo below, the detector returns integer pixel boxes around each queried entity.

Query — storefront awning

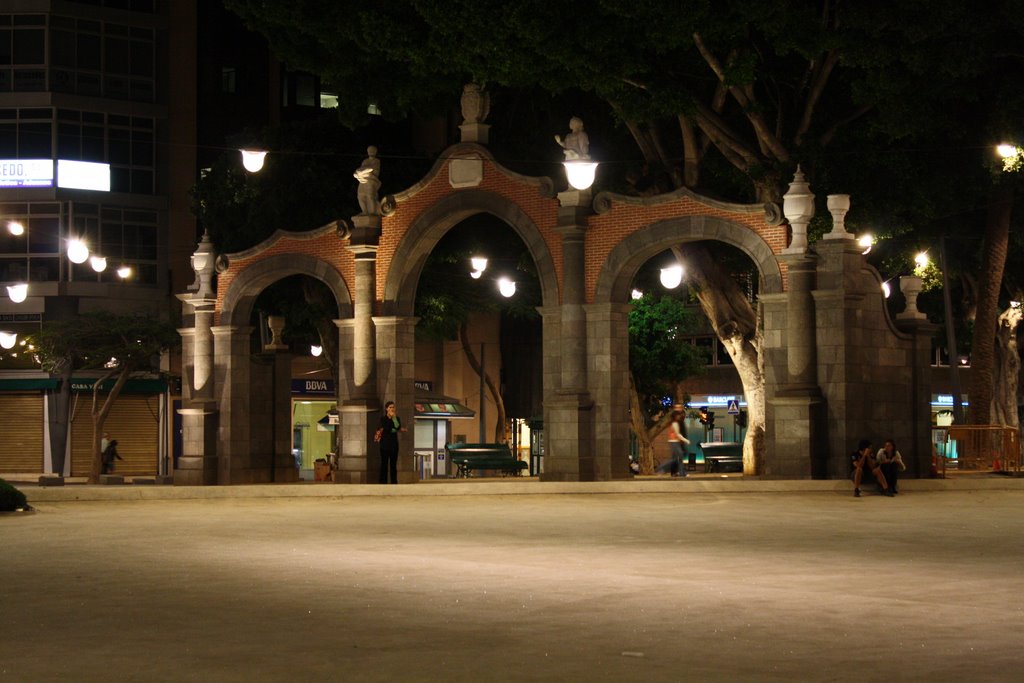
[415,392,475,419]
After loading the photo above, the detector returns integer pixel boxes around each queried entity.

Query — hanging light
[659,264,684,289]
[0,331,16,349]
[470,256,488,273]
[240,149,267,173]
[470,270,483,279]
[497,277,516,298]
[7,221,24,236]
[996,143,1019,158]
[882,282,892,298]
[117,265,132,279]
[90,255,107,272]
[67,238,90,264]
[631,288,644,300]
[914,252,930,269]
[6,283,28,303]
[310,345,323,357]
[858,234,875,255]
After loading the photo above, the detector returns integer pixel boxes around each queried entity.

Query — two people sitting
[851,438,904,497]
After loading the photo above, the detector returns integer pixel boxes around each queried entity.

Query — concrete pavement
[2,478,1023,681]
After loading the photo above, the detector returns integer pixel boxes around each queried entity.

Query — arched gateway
[176,92,936,486]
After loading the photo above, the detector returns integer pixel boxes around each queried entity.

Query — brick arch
[382,189,560,316]
[219,254,352,327]
[592,215,784,304]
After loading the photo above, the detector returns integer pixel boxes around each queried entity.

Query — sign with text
[0,159,53,187]
[291,379,335,395]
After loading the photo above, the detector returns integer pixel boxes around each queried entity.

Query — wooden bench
[700,442,743,473]
[445,443,528,478]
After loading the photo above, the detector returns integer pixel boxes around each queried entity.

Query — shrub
[0,478,28,511]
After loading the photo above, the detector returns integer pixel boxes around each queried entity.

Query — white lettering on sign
[0,159,54,187]
[305,380,329,392]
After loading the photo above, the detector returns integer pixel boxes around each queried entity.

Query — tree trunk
[89,367,130,483]
[674,244,765,475]
[968,185,1013,425]
[458,323,508,443]
[628,374,656,474]
[992,305,1022,429]
[47,359,74,476]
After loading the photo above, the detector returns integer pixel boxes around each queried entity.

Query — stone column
[174,232,220,485]
[768,253,824,478]
[542,190,597,481]
[212,325,253,484]
[585,302,632,480]
[335,214,382,484]
[262,322,297,483]
[374,315,419,484]
[896,279,940,479]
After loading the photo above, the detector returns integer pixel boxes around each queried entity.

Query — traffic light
[698,407,715,429]
[706,410,715,429]
[698,407,709,425]
[735,411,747,428]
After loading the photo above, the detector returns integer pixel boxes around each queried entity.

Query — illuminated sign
[0,159,54,187]
[57,159,111,191]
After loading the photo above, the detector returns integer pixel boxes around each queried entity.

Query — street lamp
[858,234,875,254]
[310,345,323,357]
[7,221,24,236]
[67,238,89,264]
[90,255,107,273]
[117,265,132,279]
[659,264,684,289]
[563,160,599,190]
[0,331,16,349]
[470,256,488,273]
[240,149,267,173]
[497,277,516,298]
[6,283,27,303]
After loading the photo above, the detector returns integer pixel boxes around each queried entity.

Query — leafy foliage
[628,293,706,420]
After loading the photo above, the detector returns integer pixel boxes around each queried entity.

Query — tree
[28,312,179,483]
[628,293,706,474]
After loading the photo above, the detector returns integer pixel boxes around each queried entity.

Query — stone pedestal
[542,391,595,481]
[175,404,218,485]
[336,400,379,484]
[767,392,825,478]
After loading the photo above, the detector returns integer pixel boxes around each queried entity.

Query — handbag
[373,427,383,443]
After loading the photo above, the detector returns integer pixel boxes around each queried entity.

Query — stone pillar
[585,302,632,480]
[895,284,940,479]
[542,190,597,481]
[335,213,382,484]
[212,325,253,484]
[768,253,824,478]
[174,233,220,485]
[374,315,418,484]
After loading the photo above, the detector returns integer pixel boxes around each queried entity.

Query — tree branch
[795,49,840,147]
[817,103,873,147]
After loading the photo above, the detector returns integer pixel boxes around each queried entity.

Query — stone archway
[382,189,559,316]
[216,254,350,485]
[584,215,784,479]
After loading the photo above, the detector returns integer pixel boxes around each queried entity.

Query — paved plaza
[3,482,1024,681]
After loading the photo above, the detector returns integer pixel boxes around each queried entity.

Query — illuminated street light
[882,282,891,298]
[90,255,107,272]
[470,256,488,273]
[497,277,516,298]
[117,265,132,279]
[660,264,684,289]
[240,149,267,173]
[858,234,875,255]
[0,331,16,349]
[67,238,89,264]
[996,143,1022,172]
[310,345,323,357]
[470,270,483,279]
[997,143,1019,158]
[563,160,598,190]
[914,252,930,269]
[631,289,644,300]
[7,283,27,303]
[7,221,24,236]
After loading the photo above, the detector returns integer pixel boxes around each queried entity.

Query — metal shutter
[70,394,160,477]
[0,394,44,473]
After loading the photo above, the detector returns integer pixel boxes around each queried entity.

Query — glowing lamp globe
[660,264,684,289]
[7,221,24,236]
[470,270,483,280]
[90,255,107,272]
[997,143,1018,158]
[240,149,267,173]
[117,265,132,279]
[470,256,488,273]
[7,283,28,303]
[67,239,89,264]
[563,161,598,190]
[497,277,516,298]
[310,345,323,357]
[0,331,17,349]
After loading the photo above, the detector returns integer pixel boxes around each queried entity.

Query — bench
[445,443,528,478]
[700,442,743,473]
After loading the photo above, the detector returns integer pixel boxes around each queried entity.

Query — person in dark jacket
[102,438,123,474]
[377,401,405,484]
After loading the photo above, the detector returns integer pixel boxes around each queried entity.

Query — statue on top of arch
[555,116,591,161]
[353,145,382,215]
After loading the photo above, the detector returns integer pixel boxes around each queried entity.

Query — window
[221,67,236,94]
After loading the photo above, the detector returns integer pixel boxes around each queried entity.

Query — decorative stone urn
[782,166,815,254]
[824,194,853,240]
[897,276,926,320]
[266,315,287,349]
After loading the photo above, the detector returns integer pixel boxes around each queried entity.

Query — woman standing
[377,401,405,484]
[668,405,691,477]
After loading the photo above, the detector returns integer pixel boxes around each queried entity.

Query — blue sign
[291,379,335,395]
[727,399,740,415]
